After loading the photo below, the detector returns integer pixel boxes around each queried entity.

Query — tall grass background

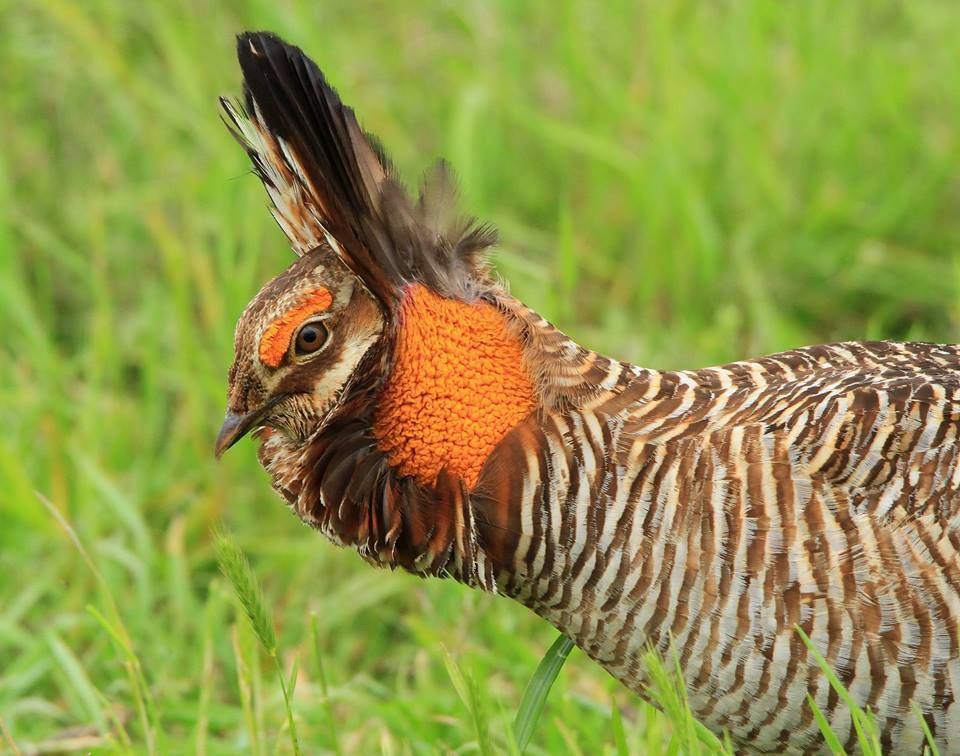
[2,1,959,752]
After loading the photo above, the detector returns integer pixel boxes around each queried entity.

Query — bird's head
[215,32,502,466]
[213,32,569,583]
[215,245,383,457]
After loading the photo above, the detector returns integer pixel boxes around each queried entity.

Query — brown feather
[223,32,499,309]
[220,32,960,753]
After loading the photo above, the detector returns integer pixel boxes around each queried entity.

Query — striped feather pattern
[473,323,960,753]
[222,33,960,754]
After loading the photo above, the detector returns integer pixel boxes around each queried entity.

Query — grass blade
[439,645,471,708]
[194,603,214,756]
[230,624,261,756]
[0,717,21,756]
[216,530,299,756]
[309,612,343,756]
[610,697,629,756]
[806,693,844,754]
[913,703,940,756]
[214,530,276,653]
[640,645,731,754]
[45,633,110,736]
[796,625,882,755]
[440,646,493,755]
[38,493,155,750]
[513,633,575,752]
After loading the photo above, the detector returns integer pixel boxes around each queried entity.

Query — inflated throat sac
[373,285,536,487]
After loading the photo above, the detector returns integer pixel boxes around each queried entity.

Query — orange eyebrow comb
[258,288,333,368]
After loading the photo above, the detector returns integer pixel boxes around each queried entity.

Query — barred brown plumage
[216,31,960,753]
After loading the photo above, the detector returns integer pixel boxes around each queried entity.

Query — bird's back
[477,338,960,753]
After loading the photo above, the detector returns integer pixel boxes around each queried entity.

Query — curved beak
[214,395,287,458]
[215,410,257,459]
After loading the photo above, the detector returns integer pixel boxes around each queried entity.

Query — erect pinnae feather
[224,31,500,307]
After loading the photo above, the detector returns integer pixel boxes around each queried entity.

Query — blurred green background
[2,0,959,752]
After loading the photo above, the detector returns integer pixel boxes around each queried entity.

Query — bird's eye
[294,320,329,356]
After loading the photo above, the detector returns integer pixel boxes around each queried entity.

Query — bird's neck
[370,284,539,488]
[259,287,651,587]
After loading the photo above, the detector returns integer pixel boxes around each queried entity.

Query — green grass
[2,0,959,752]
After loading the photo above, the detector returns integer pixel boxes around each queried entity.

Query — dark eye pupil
[295,323,326,354]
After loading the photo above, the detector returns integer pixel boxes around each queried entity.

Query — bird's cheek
[304,391,336,425]
[306,375,339,408]
[272,395,325,439]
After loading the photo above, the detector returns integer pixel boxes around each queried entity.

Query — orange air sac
[373,285,536,488]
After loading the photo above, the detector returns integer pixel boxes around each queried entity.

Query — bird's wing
[779,369,960,528]
[618,341,960,529]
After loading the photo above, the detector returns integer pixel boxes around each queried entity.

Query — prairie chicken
[216,32,960,753]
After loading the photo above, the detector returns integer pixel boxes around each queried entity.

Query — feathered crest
[221,32,498,307]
